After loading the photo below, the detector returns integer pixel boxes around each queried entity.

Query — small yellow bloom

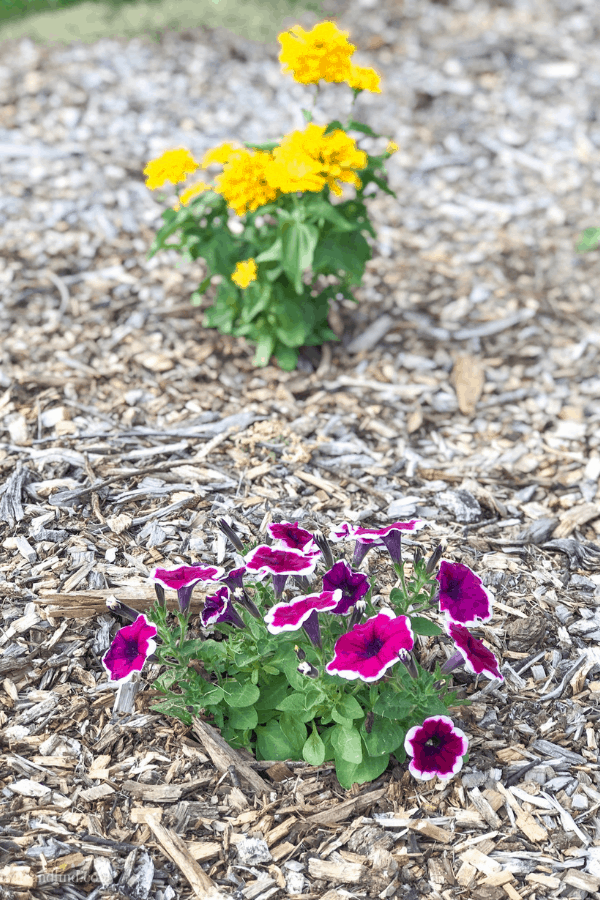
[172,180,214,211]
[231,258,258,289]
[143,148,199,190]
[278,20,356,86]
[201,142,245,168]
[386,141,399,155]
[346,64,381,94]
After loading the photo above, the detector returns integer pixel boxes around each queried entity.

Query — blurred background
[0,0,330,45]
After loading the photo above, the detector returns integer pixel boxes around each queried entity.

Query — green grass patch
[0,0,329,46]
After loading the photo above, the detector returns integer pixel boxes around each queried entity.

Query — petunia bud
[106,597,142,624]
[426,541,446,575]
[154,583,165,608]
[312,530,334,570]
[217,518,245,554]
[348,598,367,631]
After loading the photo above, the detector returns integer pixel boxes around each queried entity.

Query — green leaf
[361,715,405,756]
[373,687,415,720]
[312,231,371,285]
[333,750,389,790]
[322,120,346,138]
[345,120,380,138]
[301,108,313,123]
[576,227,600,253]
[255,718,297,761]
[280,222,319,295]
[389,588,405,606]
[331,724,363,764]
[239,282,271,324]
[254,675,289,710]
[334,694,365,720]
[228,705,258,731]
[273,297,310,348]
[420,697,451,718]
[255,237,283,263]
[331,708,353,728]
[279,712,307,751]
[243,140,280,152]
[276,690,320,721]
[303,721,326,766]
[222,680,260,708]
[253,330,276,367]
[410,616,443,637]
[273,344,299,371]
[303,198,357,233]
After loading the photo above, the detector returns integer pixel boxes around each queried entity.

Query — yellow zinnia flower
[172,180,214,211]
[386,141,399,155]
[213,148,281,216]
[346,64,382,94]
[143,148,199,190]
[271,123,367,197]
[278,21,356,86]
[232,258,258,289]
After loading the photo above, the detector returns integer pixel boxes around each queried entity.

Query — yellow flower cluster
[142,21,398,291]
[278,20,381,92]
[231,258,257,288]
[269,123,368,197]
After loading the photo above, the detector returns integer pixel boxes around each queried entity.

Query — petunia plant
[103,516,505,790]
[143,20,400,371]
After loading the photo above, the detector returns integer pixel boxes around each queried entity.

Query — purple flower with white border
[325,609,414,682]
[404,715,468,781]
[444,621,503,681]
[201,585,246,630]
[268,521,320,555]
[152,564,225,616]
[329,520,425,567]
[264,589,343,648]
[243,544,320,599]
[436,560,492,625]
[102,614,157,684]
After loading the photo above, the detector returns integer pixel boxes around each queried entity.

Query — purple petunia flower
[404,715,468,781]
[325,609,414,682]
[201,585,246,630]
[436,559,492,626]
[322,559,370,616]
[102,614,158,684]
[444,621,503,681]
[152,564,225,615]
[329,520,425,567]
[268,521,320,555]
[264,589,343,648]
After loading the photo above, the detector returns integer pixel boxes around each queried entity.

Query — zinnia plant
[142,20,399,371]
[103,517,504,789]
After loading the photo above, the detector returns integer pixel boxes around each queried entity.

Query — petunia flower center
[124,642,140,663]
[362,636,384,658]
[445,576,462,599]
[425,735,441,749]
